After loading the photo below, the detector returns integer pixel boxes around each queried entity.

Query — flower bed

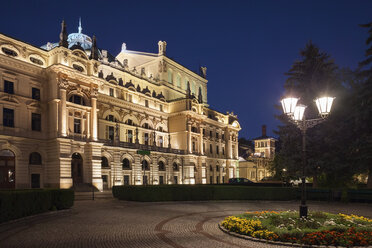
[221,211,372,246]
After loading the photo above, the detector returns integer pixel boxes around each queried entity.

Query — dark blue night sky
[1,0,371,139]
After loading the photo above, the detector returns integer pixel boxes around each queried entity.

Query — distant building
[238,125,276,181]
[253,125,276,158]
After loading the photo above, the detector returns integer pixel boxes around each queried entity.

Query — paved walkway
[0,199,371,248]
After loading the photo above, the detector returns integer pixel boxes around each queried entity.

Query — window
[192,141,196,152]
[32,87,40,100]
[216,132,219,139]
[159,104,163,112]
[176,74,181,88]
[109,88,114,97]
[3,108,14,127]
[142,160,150,170]
[174,176,178,184]
[216,146,219,155]
[158,161,165,171]
[145,100,149,107]
[210,144,213,154]
[128,94,132,102]
[216,165,219,172]
[108,126,114,140]
[29,152,42,165]
[101,157,109,168]
[69,95,85,105]
[31,174,40,188]
[159,176,164,185]
[191,126,198,133]
[210,176,213,184]
[168,70,173,84]
[216,176,219,184]
[159,136,163,147]
[209,165,213,171]
[251,171,256,180]
[122,158,131,170]
[4,80,14,94]
[143,175,148,185]
[144,133,149,145]
[143,123,150,129]
[126,119,133,126]
[74,118,81,133]
[222,147,225,155]
[210,131,213,137]
[202,128,205,135]
[124,175,130,185]
[31,113,41,131]
[158,126,163,132]
[203,143,205,153]
[127,130,133,143]
[173,163,179,171]
[222,134,225,140]
[106,115,116,122]
[30,57,43,66]
[73,64,84,72]
[2,47,17,57]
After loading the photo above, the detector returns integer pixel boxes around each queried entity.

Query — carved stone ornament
[91,87,98,97]
[163,61,167,72]
[158,60,163,73]
[21,46,27,58]
[58,76,69,90]
[123,59,128,69]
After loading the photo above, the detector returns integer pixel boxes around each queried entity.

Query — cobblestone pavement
[0,199,371,248]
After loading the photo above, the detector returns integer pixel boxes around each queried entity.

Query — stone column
[59,88,67,137]
[91,97,98,141]
[199,125,204,155]
[187,122,192,154]
[86,112,90,139]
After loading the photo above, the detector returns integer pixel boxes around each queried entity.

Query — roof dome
[67,18,92,50]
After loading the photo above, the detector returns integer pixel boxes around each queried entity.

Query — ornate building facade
[0,20,240,190]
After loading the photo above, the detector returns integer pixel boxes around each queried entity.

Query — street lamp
[280,96,334,218]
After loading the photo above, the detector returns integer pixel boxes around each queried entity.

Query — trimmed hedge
[112,185,298,202]
[0,189,74,223]
[112,185,372,202]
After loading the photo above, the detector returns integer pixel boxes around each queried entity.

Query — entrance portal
[71,153,83,185]
[0,149,15,189]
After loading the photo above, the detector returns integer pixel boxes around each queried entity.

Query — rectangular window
[108,126,114,140]
[192,141,196,152]
[3,108,14,127]
[210,144,213,154]
[145,100,149,107]
[144,133,149,145]
[159,104,163,112]
[202,128,205,135]
[124,175,130,185]
[159,176,164,185]
[174,176,178,184]
[128,130,133,143]
[31,113,41,131]
[31,174,40,188]
[203,143,205,153]
[128,94,132,102]
[159,136,163,147]
[222,134,224,140]
[216,133,219,139]
[222,147,225,155]
[4,80,14,94]
[32,87,40,100]
[210,176,213,184]
[74,118,81,134]
[109,88,114,97]
[210,131,212,137]
[143,175,148,185]
[216,146,219,154]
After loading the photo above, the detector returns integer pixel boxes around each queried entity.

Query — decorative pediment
[0,95,20,104]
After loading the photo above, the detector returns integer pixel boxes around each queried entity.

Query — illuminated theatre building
[0,20,241,190]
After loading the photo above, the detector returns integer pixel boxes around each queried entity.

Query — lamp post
[280,96,334,218]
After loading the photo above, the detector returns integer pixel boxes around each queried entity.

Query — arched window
[126,119,133,125]
[173,162,179,171]
[69,95,86,106]
[122,158,131,170]
[29,152,42,165]
[101,157,109,168]
[158,161,165,171]
[106,115,117,122]
[142,160,150,171]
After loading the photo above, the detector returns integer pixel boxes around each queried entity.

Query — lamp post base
[299,205,308,218]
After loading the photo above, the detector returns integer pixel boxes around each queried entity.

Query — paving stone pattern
[0,199,371,248]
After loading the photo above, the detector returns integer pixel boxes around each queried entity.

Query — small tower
[158,41,167,56]
[59,20,68,48]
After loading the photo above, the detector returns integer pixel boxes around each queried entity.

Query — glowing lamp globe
[315,97,335,117]
[293,104,306,121]
[280,97,299,115]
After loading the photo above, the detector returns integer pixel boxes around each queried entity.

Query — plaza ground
[0,196,371,248]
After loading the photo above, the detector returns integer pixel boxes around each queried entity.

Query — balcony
[102,140,185,155]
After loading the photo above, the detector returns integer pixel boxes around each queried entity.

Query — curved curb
[218,224,342,248]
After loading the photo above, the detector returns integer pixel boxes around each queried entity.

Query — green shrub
[0,189,74,223]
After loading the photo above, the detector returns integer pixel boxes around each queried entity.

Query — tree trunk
[367,164,372,189]
[312,174,318,188]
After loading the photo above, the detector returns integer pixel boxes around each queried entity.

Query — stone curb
[217,224,366,248]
